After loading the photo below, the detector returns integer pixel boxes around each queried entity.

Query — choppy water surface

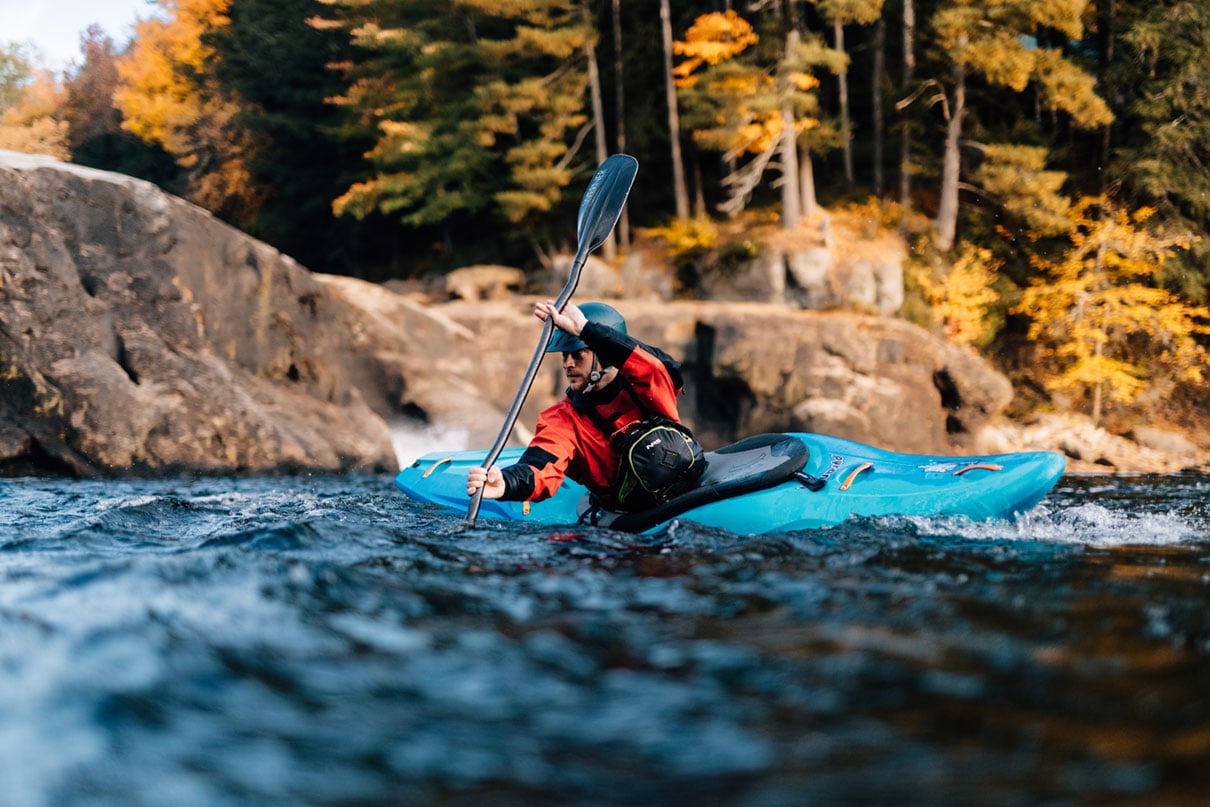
[1,471,1207,805]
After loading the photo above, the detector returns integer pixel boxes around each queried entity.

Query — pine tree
[975,144,1071,237]
[1112,0,1210,300]
[206,0,377,275]
[323,0,593,241]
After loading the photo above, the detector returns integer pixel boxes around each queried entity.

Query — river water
[1,464,1207,805]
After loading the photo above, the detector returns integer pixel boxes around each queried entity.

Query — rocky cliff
[3,151,1201,476]
[0,150,404,475]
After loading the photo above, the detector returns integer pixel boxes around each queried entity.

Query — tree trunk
[873,15,886,194]
[800,145,818,219]
[835,18,853,188]
[781,29,802,229]
[1092,342,1104,424]
[1097,0,1115,193]
[899,0,915,207]
[935,58,966,252]
[1091,240,1107,424]
[660,0,690,219]
[586,43,615,260]
[611,0,630,247]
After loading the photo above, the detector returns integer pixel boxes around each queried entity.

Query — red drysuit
[498,320,685,504]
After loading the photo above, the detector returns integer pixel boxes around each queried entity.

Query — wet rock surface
[0,151,400,475]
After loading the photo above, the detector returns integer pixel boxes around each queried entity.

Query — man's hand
[467,465,506,499]
[534,300,587,336]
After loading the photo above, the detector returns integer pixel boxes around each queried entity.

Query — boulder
[700,243,906,315]
[977,415,1207,473]
[785,247,837,308]
[541,253,621,299]
[699,217,907,315]
[443,264,526,301]
[1130,426,1202,469]
[661,305,1009,453]
[0,150,410,475]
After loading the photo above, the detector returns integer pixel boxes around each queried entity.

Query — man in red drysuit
[466,300,692,509]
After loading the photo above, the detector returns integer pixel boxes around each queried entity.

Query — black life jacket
[572,378,706,512]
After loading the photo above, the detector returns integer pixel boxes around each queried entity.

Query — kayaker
[466,300,705,513]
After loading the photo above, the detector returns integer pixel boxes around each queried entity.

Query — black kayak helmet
[546,302,627,353]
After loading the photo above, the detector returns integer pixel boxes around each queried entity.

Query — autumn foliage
[1016,197,1210,422]
[1,0,1208,426]
[114,0,264,224]
[0,74,69,159]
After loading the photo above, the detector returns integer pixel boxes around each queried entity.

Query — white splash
[904,502,1201,547]
[391,421,471,467]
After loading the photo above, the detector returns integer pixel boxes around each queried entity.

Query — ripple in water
[0,471,1205,805]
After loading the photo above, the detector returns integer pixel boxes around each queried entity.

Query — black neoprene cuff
[499,464,533,501]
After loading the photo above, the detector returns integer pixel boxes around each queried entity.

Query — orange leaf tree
[673,11,832,221]
[114,0,264,224]
[0,68,69,159]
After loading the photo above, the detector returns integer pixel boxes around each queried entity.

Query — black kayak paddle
[466,154,638,526]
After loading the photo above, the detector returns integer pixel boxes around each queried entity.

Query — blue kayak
[394,432,1066,535]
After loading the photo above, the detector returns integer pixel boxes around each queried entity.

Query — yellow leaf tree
[1016,196,1210,423]
[913,241,1002,347]
[114,0,264,224]
[0,69,69,159]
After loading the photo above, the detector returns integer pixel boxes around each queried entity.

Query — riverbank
[3,149,1204,477]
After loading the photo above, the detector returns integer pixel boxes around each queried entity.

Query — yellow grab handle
[954,462,1004,476]
[839,462,874,491]
[421,456,454,478]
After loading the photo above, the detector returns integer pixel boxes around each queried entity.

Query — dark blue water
[1,470,1208,805]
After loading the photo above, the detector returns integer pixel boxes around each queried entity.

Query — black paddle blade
[575,154,638,253]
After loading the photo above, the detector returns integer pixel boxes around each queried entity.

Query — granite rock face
[0,150,404,475]
[695,219,907,316]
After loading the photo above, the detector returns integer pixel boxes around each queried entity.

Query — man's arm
[467,408,578,502]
